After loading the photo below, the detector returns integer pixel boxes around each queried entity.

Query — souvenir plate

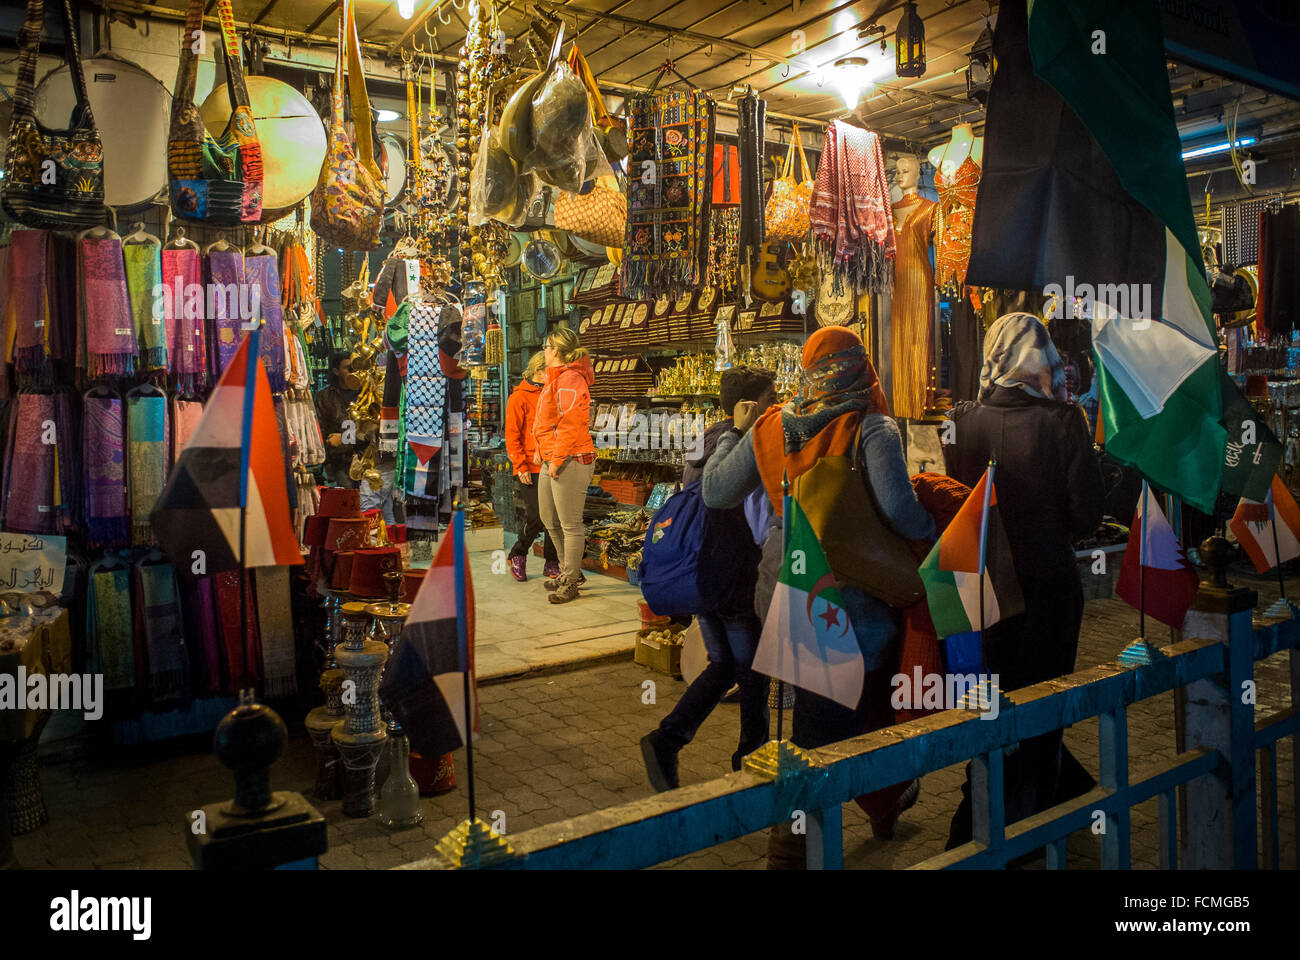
[653,294,671,317]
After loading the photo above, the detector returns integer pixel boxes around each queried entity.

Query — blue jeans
[659,612,769,770]
[360,466,396,524]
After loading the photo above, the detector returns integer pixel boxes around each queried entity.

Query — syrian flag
[1229,475,1300,574]
[753,495,863,709]
[965,0,1227,513]
[919,465,1023,638]
[151,328,302,573]
[1116,482,1199,629]
[379,509,478,757]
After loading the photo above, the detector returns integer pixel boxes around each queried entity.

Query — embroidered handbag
[1,0,105,230]
[167,0,262,225]
[554,175,626,248]
[310,0,384,251]
[764,123,814,243]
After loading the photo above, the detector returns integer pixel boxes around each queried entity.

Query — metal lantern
[895,2,926,78]
[965,22,996,105]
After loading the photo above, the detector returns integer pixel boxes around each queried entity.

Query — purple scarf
[83,391,129,547]
[3,393,57,533]
[9,230,51,376]
[162,247,208,393]
[244,252,286,393]
[207,249,245,380]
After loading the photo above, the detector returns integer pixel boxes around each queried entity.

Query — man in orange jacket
[505,352,559,581]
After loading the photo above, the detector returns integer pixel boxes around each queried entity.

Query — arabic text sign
[0,533,66,594]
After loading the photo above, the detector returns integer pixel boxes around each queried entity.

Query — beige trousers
[538,459,595,581]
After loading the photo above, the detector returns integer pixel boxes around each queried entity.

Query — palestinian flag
[919,465,1023,638]
[151,328,301,572]
[1229,475,1300,574]
[966,0,1227,513]
[753,495,863,709]
[1116,482,1199,629]
[379,509,478,757]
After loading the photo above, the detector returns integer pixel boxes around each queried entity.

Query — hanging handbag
[554,174,626,248]
[2,0,106,230]
[310,0,384,251]
[168,0,262,225]
[764,123,814,244]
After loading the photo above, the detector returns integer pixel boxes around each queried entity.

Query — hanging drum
[33,54,170,210]
[378,133,408,208]
[200,75,327,220]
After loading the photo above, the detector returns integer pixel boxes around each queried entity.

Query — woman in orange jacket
[505,352,559,581]
[532,327,596,604]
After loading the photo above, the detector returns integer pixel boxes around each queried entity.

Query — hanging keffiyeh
[162,247,208,394]
[83,390,129,547]
[7,229,52,379]
[134,558,186,704]
[810,120,896,295]
[78,235,139,379]
[123,240,167,371]
[207,248,245,378]
[256,566,296,697]
[127,390,169,545]
[403,301,447,497]
[622,89,715,301]
[244,251,286,393]
[88,560,134,693]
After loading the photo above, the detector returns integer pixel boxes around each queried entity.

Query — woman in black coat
[943,313,1104,850]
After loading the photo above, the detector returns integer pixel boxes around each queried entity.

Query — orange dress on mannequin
[890,194,937,420]
[934,154,981,293]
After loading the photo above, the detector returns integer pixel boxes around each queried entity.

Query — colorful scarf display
[811,120,896,295]
[162,247,208,394]
[8,229,51,376]
[978,312,1069,402]
[123,240,166,371]
[244,252,286,393]
[3,392,57,533]
[135,559,186,704]
[88,561,134,693]
[127,390,168,545]
[622,90,714,301]
[78,235,139,379]
[83,391,129,547]
[207,248,245,379]
[256,566,296,697]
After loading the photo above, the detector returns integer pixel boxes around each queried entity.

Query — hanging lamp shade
[965,22,996,105]
[895,2,926,78]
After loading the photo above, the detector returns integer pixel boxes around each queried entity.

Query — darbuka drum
[379,133,408,208]
[33,54,170,210]
[201,75,327,219]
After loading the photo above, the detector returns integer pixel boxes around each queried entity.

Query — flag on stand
[964,0,1226,513]
[919,465,1023,639]
[1229,475,1300,574]
[753,495,863,709]
[380,509,478,757]
[151,328,302,571]
[1115,482,1199,629]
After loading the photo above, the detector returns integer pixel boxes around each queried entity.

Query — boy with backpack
[640,366,778,791]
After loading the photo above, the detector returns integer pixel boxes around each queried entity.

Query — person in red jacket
[532,327,596,604]
[505,352,559,581]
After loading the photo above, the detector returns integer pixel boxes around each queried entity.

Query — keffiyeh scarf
[978,312,1069,402]
[810,120,896,295]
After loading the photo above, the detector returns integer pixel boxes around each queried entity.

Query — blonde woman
[504,351,559,581]
[531,327,596,603]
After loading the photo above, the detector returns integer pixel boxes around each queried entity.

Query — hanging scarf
[162,247,208,393]
[191,576,223,698]
[622,89,714,301]
[78,235,139,379]
[123,240,166,371]
[214,570,261,694]
[207,249,245,379]
[170,395,204,467]
[127,391,168,545]
[7,229,51,377]
[134,558,186,704]
[403,301,447,496]
[3,393,57,533]
[88,561,134,693]
[244,251,286,393]
[810,120,896,295]
[978,312,1070,403]
[256,566,296,697]
[83,391,129,547]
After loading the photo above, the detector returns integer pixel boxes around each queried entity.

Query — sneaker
[548,575,581,603]
[870,778,921,840]
[544,572,585,591]
[509,555,527,582]
[543,560,561,579]
[640,730,680,792]
[720,683,741,704]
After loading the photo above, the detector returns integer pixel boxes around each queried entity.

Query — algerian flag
[753,496,864,709]
[919,465,1023,638]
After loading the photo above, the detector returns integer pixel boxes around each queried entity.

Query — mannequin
[927,122,984,180]
[890,154,938,420]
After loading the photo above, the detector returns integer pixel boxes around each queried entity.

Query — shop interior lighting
[895,2,926,78]
[396,0,417,19]
[833,57,872,110]
[965,22,995,104]
[1181,137,1256,159]
[375,109,402,122]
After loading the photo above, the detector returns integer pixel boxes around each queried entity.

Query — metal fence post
[805,805,843,870]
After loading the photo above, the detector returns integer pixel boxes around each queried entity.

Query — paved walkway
[9,567,1297,870]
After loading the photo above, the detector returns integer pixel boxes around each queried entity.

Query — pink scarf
[810,120,896,295]
[78,235,139,379]
[8,230,51,376]
[162,247,208,393]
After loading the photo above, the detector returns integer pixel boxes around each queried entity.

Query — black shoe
[640,730,680,792]
[720,683,741,704]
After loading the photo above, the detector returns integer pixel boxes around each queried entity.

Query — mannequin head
[896,154,921,192]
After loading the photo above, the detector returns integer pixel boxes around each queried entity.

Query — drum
[200,75,327,219]
[379,133,408,208]
[33,54,170,210]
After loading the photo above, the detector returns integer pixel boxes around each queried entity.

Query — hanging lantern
[965,22,996,105]
[895,2,926,78]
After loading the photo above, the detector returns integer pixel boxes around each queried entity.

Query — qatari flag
[380,509,479,757]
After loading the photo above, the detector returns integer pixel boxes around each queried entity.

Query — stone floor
[9,566,1297,870]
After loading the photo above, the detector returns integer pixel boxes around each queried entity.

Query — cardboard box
[634,625,684,679]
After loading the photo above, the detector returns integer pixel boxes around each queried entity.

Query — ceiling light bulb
[834,57,871,111]
[376,109,401,122]
[397,0,417,19]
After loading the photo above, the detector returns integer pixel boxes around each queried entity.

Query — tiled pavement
[10,566,1297,870]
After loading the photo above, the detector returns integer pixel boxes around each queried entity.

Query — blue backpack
[638,481,760,617]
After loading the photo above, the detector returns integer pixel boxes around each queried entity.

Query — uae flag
[919,465,1023,638]
[1229,475,1300,574]
[379,509,478,757]
[754,495,863,709]
[966,0,1235,513]
[1116,482,1199,629]
[151,328,301,572]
